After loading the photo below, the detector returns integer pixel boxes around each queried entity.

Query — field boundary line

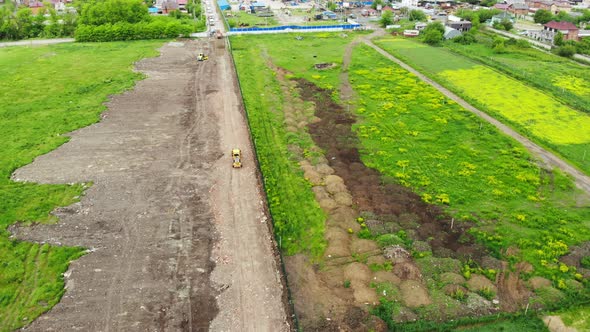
[364,39,590,195]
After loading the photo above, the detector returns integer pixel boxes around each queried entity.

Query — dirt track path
[364,40,590,196]
[11,39,288,331]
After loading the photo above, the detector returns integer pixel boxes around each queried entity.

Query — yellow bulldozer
[197,52,208,61]
[232,149,242,168]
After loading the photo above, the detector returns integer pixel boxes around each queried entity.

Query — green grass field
[374,37,590,176]
[0,40,162,331]
[350,43,590,284]
[230,32,589,329]
[445,32,590,114]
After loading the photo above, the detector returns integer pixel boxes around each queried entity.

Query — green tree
[62,11,78,36]
[555,11,574,23]
[43,7,62,38]
[408,9,426,21]
[16,7,34,38]
[554,31,564,46]
[502,19,513,30]
[470,13,480,30]
[424,21,445,35]
[379,10,393,28]
[534,9,553,24]
[79,0,150,26]
[423,22,445,45]
[371,0,383,10]
[492,37,506,53]
[423,29,443,45]
[556,44,576,57]
[327,1,337,12]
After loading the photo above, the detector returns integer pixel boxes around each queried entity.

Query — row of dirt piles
[277,71,562,330]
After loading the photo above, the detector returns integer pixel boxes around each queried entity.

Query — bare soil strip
[364,40,590,196]
[10,39,288,331]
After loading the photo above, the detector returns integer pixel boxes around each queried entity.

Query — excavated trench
[298,79,487,261]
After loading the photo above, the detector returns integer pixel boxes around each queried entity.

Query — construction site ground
[10,39,289,331]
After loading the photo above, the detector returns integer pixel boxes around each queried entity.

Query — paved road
[365,40,590,195]
[0,38,74,48]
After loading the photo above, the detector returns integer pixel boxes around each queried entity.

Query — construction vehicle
[232,149,242,168]
[197,52,208,61]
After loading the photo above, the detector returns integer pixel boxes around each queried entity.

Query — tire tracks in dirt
[364,39,590,196]
[10,40,221,331]
[208,37,291,332]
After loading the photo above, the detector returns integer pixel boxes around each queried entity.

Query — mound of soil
[400,280,431,308]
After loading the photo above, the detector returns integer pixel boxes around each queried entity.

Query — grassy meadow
[350,43,590,286]
[445,32,590,114]
[374,37,590,176]
[0,40,162,331]
[230,32,590,328]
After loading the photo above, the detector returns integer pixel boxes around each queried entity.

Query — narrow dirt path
[10,39,288,331]
[0,38,74,48]
[364,40,590,196]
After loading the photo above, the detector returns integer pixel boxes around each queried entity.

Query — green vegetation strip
[0,40,162,331]
[374,37,590,176]
[231,34,330,256]
[350,44,590,287]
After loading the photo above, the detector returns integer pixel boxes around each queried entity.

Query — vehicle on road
[232,149,242,168]
[197,52,208,61]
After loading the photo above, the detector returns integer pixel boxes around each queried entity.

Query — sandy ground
[11,38,289,331]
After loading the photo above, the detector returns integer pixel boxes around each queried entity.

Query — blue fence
[230,24,360,32]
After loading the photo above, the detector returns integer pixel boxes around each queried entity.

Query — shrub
[454,33,477,45]
[556,45,576,58]
[75,21,192,42]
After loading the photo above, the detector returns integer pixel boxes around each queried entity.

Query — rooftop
[544,20,579,30]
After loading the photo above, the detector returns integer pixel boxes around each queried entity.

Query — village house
[544,20,579,40]
[510,3,529,16]
[446,20,472,31]
[527,0,558,14]
[528,20,580,43]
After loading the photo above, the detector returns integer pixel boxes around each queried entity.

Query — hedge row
[75,21,192,42]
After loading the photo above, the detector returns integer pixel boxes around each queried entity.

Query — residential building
[544,20,579,40]
[443,26,462,39]
[446,20,472,31]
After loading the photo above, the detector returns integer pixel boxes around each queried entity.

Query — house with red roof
[544,20,579,41]
[493,3,511,10]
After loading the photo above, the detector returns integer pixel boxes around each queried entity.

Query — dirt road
[365,40,590,196]
[11,39,288,331]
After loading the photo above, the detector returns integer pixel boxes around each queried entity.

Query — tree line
[0,0,204,41]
